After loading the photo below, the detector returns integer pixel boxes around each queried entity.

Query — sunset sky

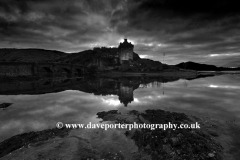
[0,0,240,67]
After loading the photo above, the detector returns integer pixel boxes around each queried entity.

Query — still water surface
[0,74,240,158]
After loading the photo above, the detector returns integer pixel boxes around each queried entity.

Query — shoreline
[1,70,238,82]
[0,70,198,81]
[0,109,225,160]
[98,70,198,78]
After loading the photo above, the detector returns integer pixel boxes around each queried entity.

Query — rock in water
[0,103,13,109]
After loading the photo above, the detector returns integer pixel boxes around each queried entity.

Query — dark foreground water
[0,74,240,159]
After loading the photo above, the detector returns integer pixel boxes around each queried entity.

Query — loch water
[0,74,240,158]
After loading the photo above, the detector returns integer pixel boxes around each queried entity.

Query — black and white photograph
[0,0,240,159]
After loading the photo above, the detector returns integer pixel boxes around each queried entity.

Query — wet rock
[131,110,223,160]
[0,103,12,109]
[100,151,124,160]
[208,153,215,157]
[162,144,173,154]
[141,109,191,124]
[163,138,168,143]
[96,110,119,120]
[97,109,224,160]
[97,110,139,124]
[207,130,219,137]
[0,127,71,158]
[125,131,130,136]
[1,136,99,160]
[170,137,180,147]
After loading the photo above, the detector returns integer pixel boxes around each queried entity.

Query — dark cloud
[134,0,240,17]
[0,0,240,66]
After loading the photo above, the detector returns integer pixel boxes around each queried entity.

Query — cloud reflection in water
[0,74,240,144]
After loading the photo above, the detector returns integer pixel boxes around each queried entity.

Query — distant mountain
[0,48,66,62]
[176,61,240,71]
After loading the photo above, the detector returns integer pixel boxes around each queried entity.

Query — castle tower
[118,39,134,64]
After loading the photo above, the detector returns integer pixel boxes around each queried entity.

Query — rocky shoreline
[97,109,223,160]
[0,128,71,159]
[0,103,12,109]
[0,109,224,160]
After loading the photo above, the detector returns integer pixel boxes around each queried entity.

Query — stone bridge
[0,62,87,77]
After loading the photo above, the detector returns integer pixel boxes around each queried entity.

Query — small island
[0,39,198,80]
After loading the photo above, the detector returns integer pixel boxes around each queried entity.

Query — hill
[176,61,240,71]
[0,48,141,67]
[0,48,178,72]
[53,47,141,66]
[0,48,66,62]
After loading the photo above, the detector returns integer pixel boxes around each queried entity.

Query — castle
[118,39,134,64]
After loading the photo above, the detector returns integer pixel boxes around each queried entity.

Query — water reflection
[0,74,240,158]
[0,76,171,107]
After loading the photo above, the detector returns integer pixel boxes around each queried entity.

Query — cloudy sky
[0,0,240,67]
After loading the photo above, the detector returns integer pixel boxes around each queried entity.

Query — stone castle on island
[92,38,136,69]
[91,38,164,73]
[118,39,134,64]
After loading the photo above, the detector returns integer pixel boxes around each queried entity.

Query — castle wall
[119,48,133,62]
[118,40,134,64]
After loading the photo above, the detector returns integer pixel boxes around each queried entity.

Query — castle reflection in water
[85,77,163,106]
[119,80,162,106]
[0,76,175,107]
